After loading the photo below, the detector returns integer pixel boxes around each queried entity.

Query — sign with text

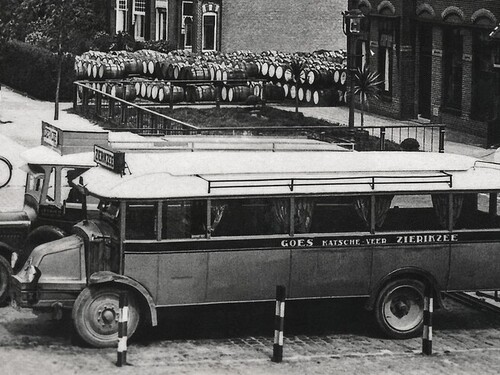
[42,122,59,148]
[94,145,125,174]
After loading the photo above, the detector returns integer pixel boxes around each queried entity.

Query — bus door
[288,196,373,298]
[447,192,500,290]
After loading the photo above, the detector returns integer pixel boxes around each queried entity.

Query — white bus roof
[77,151,500,200]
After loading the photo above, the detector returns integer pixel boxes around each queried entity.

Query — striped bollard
[422,284,433,356]
[272,285,286,363]
[116,292,128,367]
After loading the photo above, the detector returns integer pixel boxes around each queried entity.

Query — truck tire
[0,256,12,306]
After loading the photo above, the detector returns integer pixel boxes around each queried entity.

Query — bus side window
[125,203,157,240]
[455,193,499,229]
[379,194,443,231]
[212,198,290,236]
[309,196,367,233]
[162,200,206,239]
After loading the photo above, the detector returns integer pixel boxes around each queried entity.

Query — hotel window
[133,0,146,40]
[116,0,128,33]
[356,15,370,70]
[182,1,193,49]
[442,26,463,111]
[378,18,394,95]
[156,2,168,40]
[202,13,217,51]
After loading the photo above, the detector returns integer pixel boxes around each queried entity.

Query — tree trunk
[54,32,63,121]
[360,95,365,127]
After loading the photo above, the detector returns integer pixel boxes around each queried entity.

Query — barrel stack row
[75,49,348,106]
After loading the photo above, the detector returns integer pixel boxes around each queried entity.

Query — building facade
[108,0,346,53]
[352,0,500,145]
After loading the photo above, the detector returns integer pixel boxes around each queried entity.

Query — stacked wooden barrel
[75,49,348,106]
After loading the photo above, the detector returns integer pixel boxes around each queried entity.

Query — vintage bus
[11,148,500,347]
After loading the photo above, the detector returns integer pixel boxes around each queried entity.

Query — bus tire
[72,286,141,348]
[0,256,11,306]
[374,278,425,339]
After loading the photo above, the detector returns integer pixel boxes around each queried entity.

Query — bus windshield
[98,200,120,222]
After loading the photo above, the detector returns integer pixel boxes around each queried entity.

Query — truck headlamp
[10,252,18,269]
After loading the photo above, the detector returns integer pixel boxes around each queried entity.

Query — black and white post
[422,284,433,356]
[117,292,129,367]
[272,285,286,363]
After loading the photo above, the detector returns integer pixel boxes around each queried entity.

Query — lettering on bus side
[279,234,459,248]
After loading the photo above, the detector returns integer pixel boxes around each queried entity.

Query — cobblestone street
[2,296,500,374]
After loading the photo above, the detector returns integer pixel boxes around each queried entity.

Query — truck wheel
[374,278,425,339]
[72,286,141,348]
[0,256,11,306]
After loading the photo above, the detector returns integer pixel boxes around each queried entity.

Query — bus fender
[89,271,158,326]
[24,225,66,251]
[365,267,443,311]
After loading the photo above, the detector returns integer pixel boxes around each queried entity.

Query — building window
[356,16,370,70]
[156,2,168,40]
[202,13,217,51]
[471,30,496,121]
[116,0,128,33]
[442,26,463,111]
[133,0,146,40]
[378,18,394,95]
[182,1,193,49]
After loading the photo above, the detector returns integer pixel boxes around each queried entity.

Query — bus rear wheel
[375,278,425,339]
[72,286,141,348]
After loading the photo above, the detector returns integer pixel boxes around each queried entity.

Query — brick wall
[220,0,346,53]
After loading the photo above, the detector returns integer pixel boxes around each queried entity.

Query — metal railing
[73,81,445,152]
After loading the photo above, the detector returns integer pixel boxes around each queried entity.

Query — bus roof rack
[197,171,454,193]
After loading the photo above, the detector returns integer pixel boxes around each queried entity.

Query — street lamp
[342,9,364,128]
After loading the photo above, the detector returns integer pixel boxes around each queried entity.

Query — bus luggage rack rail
[198,171,453,193]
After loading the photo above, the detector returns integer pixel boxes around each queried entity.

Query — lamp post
[342,8,364,128]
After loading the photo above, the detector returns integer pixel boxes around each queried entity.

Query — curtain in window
[354,195,394,229]
[271,199,289,233]
[271,198,314,233]
[294,199,314,233]
[431,194,463,229]
[210,202,227,233]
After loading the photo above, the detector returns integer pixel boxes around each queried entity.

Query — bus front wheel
[374,278,425,339]
[72,286,141,348]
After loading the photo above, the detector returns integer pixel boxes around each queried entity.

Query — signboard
[94,145,125,174]
[42,123,59,148]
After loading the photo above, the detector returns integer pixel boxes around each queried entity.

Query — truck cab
[0,120,109,304]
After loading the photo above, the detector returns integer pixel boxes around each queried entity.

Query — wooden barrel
[297,86,306,102]
[289,84,297,100]
[74,60,86,79]
[111,85,137,102]
[333,69,341,84]
[185,66,211,81]
[282,83,290,98]
[263,84,285,101]
[340,70,347,87]
[260,61,270,77]
[228,85,251,102]
[158,85,185,103]
[222,68,247,82]
[299,68,309,84]
[124,59,141,75]
[98,63,122,79]
[239,61,259,77]
[195,85,216,101]
[305,88,313,103]
[268,63,276,79]
[221,85,230,101]
[140,82,148,98]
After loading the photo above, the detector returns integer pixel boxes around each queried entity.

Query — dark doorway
[418,24,432,119]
